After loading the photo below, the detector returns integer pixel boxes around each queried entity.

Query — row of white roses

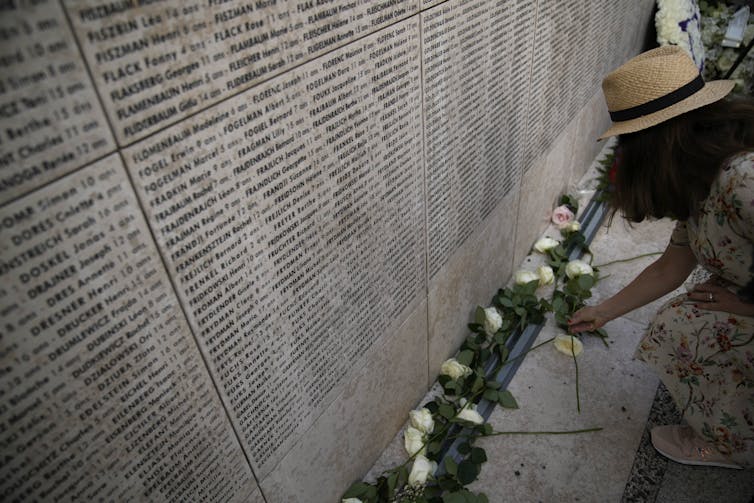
[343,231,594,501]
[401,234,594,488]
[513,236,593,287]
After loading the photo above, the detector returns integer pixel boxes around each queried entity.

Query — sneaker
[650,425,742,469]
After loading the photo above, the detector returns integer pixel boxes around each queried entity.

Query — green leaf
[486,380,502,390]
[427,441,442,456]
[471,375,484,393]
[397,465,409,486]
[424,486,443,498]
[470,447,487,464]
[457,442,471,455]
[438,476,461,491]
[464,337,480,350]
[438,403,455,419]
[467,322,483,333]
[498,390,519,409]
[520,281,538,295]
[494,333,507,346]
[482,423,493,435]
[577,274,595,290]
[498,295,513,307]
[497,345,510,362]
[552,296,565,312]
[475,306,485,325]
[457,460,479,485]
[442,383,457,396]
[444,456,458,476]
[457,349,475,366]
[377,476,391,501]
[442,493,466,503]
[343,481,372,498]
[558,194,578,212]
[387,472,398,494]
[482,389,498,402]
[479,348,490,363]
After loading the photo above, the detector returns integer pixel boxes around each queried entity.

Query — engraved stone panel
[525,0,627,171]
[123,18,424,476]
[65,0,419,145]
[424,0,536,278]
[0,155,257,501]
[0,0,116,205]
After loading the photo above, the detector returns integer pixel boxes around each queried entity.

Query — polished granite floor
[365,156,754,502]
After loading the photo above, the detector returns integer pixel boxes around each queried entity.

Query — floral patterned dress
[637,151,754,468]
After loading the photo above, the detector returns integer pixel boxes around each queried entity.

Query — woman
[568,46,754,469]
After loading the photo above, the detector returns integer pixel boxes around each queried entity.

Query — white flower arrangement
[656,0,705,70]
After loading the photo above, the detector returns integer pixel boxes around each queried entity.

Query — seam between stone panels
[417,5,432,391]
[511,0,542,272]
[58,0,269,491]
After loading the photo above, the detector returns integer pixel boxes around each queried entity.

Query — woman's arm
[567,244,697,332]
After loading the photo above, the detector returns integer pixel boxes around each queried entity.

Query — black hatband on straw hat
[609,74,705,122]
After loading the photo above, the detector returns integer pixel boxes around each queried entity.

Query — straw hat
[599,46,734,139]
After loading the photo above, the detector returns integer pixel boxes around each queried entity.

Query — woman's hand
[688,282,754,317]
[567,305,611,333]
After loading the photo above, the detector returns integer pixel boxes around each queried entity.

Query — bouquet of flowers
[656,0,706,70]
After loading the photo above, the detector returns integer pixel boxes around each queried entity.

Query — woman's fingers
[688,283,727,303]
[569,321,596,333]
[567,308,600,333]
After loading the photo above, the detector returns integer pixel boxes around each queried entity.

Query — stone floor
[467,215,754,503]
[365,156,754,502]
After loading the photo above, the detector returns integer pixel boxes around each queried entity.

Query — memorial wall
[0,0,654,501]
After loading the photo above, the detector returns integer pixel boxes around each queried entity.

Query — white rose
[537,265,555,286]
[483,307,502,334]
[342,499,363,503]
[456,404,484,425]
[514,269,539,285]
[564,221,581,233]
[565,260,593,279]
[553,335,584,356]
[408,455,437,486]
[404,426,425,456]
[440,358,472,380]
[409,408,434,435]
[533,236,559,253]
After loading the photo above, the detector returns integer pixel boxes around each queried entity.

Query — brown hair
[612,97,754,222]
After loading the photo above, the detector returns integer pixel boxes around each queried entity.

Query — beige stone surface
[2,1,663,500]
[248,486,266,503]
[0,0,115,204]
[470,317,659,502]
[427,191,519,380]
[571,91,612,181]
[259,299,429,503]
[66,0,421,144]
[589,217,680,327]
[514,122,577,268]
